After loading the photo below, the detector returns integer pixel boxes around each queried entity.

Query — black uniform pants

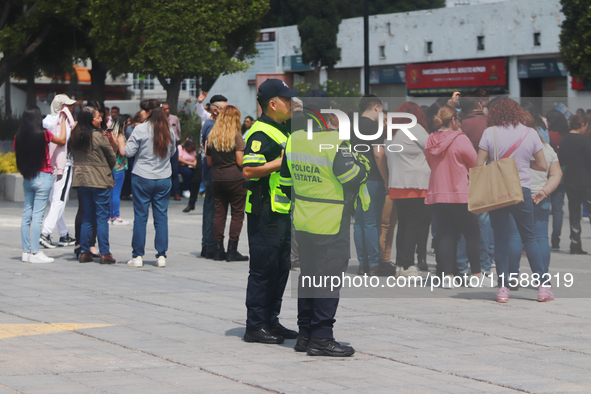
[245,206,291,330]
[395,198,429,269]
[296,232,349,339]
[433,203,481,277]
[565,185,591,251]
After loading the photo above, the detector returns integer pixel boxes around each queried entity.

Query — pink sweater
[424,129,477,204]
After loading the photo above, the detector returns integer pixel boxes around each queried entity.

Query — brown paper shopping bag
[468,127,527,214]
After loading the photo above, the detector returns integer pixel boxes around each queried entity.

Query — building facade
[209,0,591,118]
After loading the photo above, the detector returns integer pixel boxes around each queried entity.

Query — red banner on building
[406,58,506,96]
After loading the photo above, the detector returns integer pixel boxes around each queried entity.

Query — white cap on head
[50,94,76,115]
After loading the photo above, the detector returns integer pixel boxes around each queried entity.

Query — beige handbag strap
[494,126,499,161]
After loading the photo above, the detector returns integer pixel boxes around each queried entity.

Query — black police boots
[306,338,355,357]
[226,240,248,262]
[294,336,309,352]
[213,240,226,261]
[182,201,195,213]
[270,323,298,339]
[243,328,284,344]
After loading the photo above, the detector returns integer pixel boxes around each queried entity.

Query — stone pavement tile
[60,370,197,394]
[2,202,591,392]
[0,387,21,394]
[0,373,103,393]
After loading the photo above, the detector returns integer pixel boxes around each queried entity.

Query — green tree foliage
[294,79,361,97]
[559,0,591,81]
[298,1,342,70]
[0,0,79,92]
[87,0,269,112]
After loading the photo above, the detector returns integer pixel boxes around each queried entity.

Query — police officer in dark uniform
[280,90,369,356]
[242,79,300,344]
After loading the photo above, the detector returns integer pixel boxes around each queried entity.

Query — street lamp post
[363,0,370,95]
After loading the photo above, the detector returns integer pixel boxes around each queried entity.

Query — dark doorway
[520,78,542,97]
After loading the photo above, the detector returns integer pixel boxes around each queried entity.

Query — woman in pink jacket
[425,105,482,288]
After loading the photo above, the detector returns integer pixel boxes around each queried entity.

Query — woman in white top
[385,102,432,277]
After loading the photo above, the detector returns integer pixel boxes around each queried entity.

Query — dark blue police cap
[257,79,300,101]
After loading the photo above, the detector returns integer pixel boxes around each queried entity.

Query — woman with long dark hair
[121,99,176,268]
[73,100,106,257]
[16,106,66,263]
[69,106,117,264]
[206,105,248,261]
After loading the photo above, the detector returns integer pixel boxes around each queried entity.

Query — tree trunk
[26,63,36,107]
[158,76,182,115]
[4,74,11,117]
[89,58,107,102]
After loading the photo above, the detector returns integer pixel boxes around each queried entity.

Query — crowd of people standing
[14,83,591,356]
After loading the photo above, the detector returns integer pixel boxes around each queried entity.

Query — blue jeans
[79,187,111,255]
[550,184,566,247]
[178,165,193,191]
[22,172,53,254]
[478,212,493,272]
[110,169,125,218]
[131,176,171,258]
[456,236,468,273]
[456,212,493,273]
[489,187,545,287]
[354,180,385,269]
[532,199,551,272]
[202,179,214,250]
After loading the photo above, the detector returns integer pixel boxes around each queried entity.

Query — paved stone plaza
[0,199,590,393]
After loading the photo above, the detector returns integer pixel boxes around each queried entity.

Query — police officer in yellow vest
[242,79,300,344]
[279,90,369,357]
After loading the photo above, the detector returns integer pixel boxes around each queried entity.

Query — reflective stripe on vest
[244,121,290,214]
[286,129,345,235]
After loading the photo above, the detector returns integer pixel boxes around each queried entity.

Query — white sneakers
[397,265,419,277]
[110,217,130,226]
[29,252,54,264]
[157,256,166,268]
[127,256,143,268]
[22,252,30,262]
[441,276,455,289]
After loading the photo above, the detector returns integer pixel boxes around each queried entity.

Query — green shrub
[0,152,17,174]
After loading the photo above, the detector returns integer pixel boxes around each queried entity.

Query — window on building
[426,41,433,55]
[132,73,155,90]
[477,36,485,51]
[181,80,187,91]
[189,79,197,97]
[534,32,541,46]
[379,45,386,58]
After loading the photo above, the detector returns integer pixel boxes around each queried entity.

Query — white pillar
[508,57,520,98]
